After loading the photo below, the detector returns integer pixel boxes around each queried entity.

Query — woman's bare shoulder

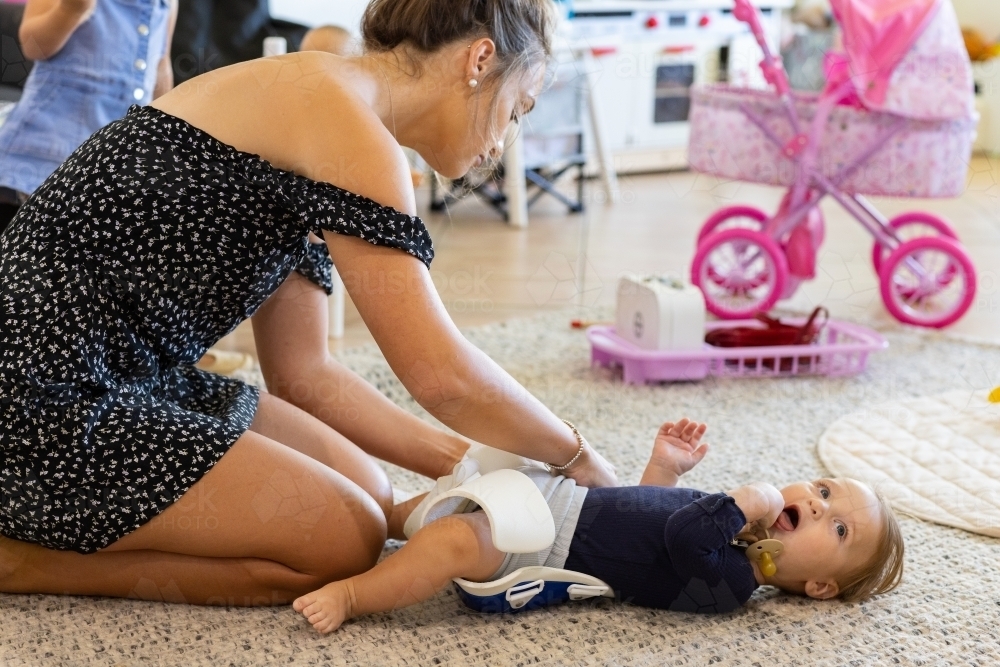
[152,53,416,215]
[295,56,417,215]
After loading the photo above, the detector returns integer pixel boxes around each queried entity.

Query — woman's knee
[249,392,394,521]
[304,486,387,582]
[365,473,394,525]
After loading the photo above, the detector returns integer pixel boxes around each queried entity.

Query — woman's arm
[307,92,615,487]
[18,0,95,61]
[252,270,469,480]
[152,0,178,99]
[325,233,616,488]
[308,98,616,487]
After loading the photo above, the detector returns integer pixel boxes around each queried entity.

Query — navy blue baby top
[563,487,758,613]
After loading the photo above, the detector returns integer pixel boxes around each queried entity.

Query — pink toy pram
[687,0,978,328]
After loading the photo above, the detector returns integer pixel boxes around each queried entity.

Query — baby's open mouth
[774,505,799,532]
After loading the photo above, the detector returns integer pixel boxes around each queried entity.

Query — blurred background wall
[272,0,367,33]
[954,0,1000,41]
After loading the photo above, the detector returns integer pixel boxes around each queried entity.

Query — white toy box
[615,275,706,351]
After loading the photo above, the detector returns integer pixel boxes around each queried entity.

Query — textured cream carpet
[3,311,1000,666]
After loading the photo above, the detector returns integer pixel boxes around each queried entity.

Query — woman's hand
[563,443,618,488]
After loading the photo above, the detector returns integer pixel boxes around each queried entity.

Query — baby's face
[766,478,882,598]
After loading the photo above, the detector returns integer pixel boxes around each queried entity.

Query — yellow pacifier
[989,386,1000,404]
[746,539,784,578]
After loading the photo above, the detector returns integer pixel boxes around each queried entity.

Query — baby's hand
[728,482,784,532]
[649,418,709,479]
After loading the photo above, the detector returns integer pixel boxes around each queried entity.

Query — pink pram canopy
[829,0,974,120]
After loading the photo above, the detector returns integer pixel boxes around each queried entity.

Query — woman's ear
[466,37,497,82]
[804,579,840,600]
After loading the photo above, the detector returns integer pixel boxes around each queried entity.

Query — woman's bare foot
[195,348,253,375]
[293,581,354,634]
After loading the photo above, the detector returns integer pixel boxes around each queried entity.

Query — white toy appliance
[615,274,706,351]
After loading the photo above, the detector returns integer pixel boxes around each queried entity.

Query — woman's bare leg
[249,392,396,518]
[1,397,390,604]
[0,534,314,605]
[252,270,469,479]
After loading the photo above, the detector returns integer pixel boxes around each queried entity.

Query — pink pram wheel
[696,205,768,244]
[878,235,976,329]
[691,227,788,319]
[871,212,958,274]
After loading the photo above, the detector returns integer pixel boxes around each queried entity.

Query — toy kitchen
[564,0,793,173]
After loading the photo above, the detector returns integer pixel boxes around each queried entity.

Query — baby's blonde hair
[836,491,904,602]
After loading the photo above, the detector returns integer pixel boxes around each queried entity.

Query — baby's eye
[819,485,830,499]
[836,523,847,538]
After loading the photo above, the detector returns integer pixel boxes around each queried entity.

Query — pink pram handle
[733,0,790,94]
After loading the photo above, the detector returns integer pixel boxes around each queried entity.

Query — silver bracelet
[546,419,587,472]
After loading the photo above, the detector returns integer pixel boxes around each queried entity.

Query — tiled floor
[220,154,1000,356]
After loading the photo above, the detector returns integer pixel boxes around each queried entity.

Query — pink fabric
[688,85,976,199]
[823,0,973,119]
[821,52,864,108]
[830,0,940,109]
[878,0,974,120]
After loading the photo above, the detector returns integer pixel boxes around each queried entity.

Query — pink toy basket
[686,0,978,329]
[587,319,887,385]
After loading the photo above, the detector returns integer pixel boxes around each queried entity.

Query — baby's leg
[387,492,427,540]
[293,512,505,633]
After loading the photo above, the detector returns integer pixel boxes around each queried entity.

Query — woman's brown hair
[361,0,554,72]
[361,0,555,145]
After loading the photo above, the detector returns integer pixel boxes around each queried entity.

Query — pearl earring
[469,79,478,88]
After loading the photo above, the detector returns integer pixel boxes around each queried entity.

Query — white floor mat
[818,389,1000,537]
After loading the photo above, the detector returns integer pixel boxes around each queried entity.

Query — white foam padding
[818,390,1000,537]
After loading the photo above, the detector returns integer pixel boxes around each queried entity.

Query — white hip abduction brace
[404,445,614,613]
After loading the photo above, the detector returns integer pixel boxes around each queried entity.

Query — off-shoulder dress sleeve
[292,178,434,268]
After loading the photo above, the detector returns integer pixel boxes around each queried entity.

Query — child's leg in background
[294,512,505,634]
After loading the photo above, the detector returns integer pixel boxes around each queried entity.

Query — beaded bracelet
[546,419,587,472]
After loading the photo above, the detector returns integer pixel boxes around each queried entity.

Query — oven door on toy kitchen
[629,41,718,170]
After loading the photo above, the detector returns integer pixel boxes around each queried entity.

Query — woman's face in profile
[424,62,543,179]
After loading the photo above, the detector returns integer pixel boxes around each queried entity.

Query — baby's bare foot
[293,581,353,634]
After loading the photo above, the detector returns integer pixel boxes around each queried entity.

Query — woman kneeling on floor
[0,0,617,605]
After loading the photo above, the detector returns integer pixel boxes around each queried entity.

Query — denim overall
[0,0,170,195]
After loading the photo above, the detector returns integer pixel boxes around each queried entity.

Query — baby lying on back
[294,419,904,633]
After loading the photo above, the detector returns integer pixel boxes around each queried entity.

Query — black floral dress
[0,105,433,553]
